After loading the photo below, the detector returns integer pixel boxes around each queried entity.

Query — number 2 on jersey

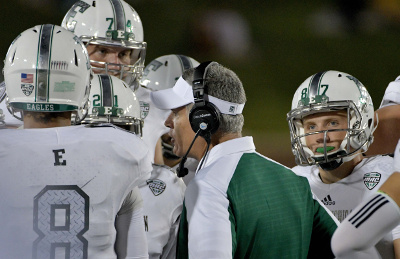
[33,185,89,259]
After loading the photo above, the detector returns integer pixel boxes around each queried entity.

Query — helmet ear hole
[189,103,220,136]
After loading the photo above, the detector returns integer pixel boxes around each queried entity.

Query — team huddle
[1,0,400,258]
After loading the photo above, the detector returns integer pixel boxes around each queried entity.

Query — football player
[61,0,146,90]
[365,75,400,156]
[139,54,200,184]
[82,74,186,259]
[60,0,173,165]
[0,24,151,258]
[287,70,400,258]
[332,168,400,257]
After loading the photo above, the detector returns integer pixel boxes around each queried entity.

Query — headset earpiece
[189,61,220,137]
[189,102,220,135]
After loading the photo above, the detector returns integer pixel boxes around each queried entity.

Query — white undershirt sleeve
[331,192,400,258]
[116,187,149,259]
[379,76,400,108]
[160,215,180,259]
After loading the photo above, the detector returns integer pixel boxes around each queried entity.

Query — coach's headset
[177,61,220,177]
[189,61,221,137]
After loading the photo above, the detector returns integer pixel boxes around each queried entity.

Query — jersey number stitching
[33,185,89,259]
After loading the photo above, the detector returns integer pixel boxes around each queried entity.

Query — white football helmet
[140,54,199,159]
[140,54,200,91]
[61,0,146,88]
[287,71,374,170]
[3,24,92,123]
[81,74,143,136]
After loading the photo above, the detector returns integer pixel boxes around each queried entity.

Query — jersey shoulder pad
[152,163,176,175]
[84,123,137,135]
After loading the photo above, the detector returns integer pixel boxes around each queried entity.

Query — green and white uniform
[293,155,400,258]
[139,164,186,259]
[177,137,338,259]
[135,86,170,163]
[0,124,152,258]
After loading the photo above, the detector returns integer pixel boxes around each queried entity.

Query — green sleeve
[176,201,188,259]
[308,198,338,259]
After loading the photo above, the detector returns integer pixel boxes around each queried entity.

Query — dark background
[1,0,400,167]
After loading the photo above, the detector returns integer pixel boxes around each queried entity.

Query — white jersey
[379,75,400,108]
[139,164,186,259]
[136,86,170,162]
[292,155,399,258]
[0,124,152,258]
[171,157,199,185]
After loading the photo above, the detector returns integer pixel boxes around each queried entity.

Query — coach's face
[164,105,206,161]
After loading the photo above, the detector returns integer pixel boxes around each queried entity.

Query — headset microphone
[177,129,201,178]
[176,157,189,178]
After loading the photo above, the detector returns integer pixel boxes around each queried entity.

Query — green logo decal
[21,84,34,96]
[54,81,75,92]
[312,94,329,103]
[92,106,123,116]
[106,30,135,40]
[140,101,150,119]
[146,179,166,196]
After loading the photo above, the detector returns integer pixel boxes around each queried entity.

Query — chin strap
[319,159,343,171]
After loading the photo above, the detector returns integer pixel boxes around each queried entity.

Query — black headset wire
[197,132,211,172]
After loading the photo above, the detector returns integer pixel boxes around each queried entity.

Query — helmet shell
[82,74,143,136]
[4,24,92,121]
[61,0,146,87]
[140,54,199,91]
[287,71,374,166]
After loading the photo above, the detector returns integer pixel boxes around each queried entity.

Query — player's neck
[164,157,181,168]
[318,153,364,184]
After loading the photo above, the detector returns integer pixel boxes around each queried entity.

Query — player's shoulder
[379,75,400,108]
[357,155,394,176]
[362,154,393,167]
[291,164,316,177]
[75,123,143,142]
[143,163,186,194]
[150,164,183,184]
[62,124,149,154]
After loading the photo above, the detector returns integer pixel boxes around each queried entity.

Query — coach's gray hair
[182,62,246,133]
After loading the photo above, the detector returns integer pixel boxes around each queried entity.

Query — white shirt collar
[198,136,255,171]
